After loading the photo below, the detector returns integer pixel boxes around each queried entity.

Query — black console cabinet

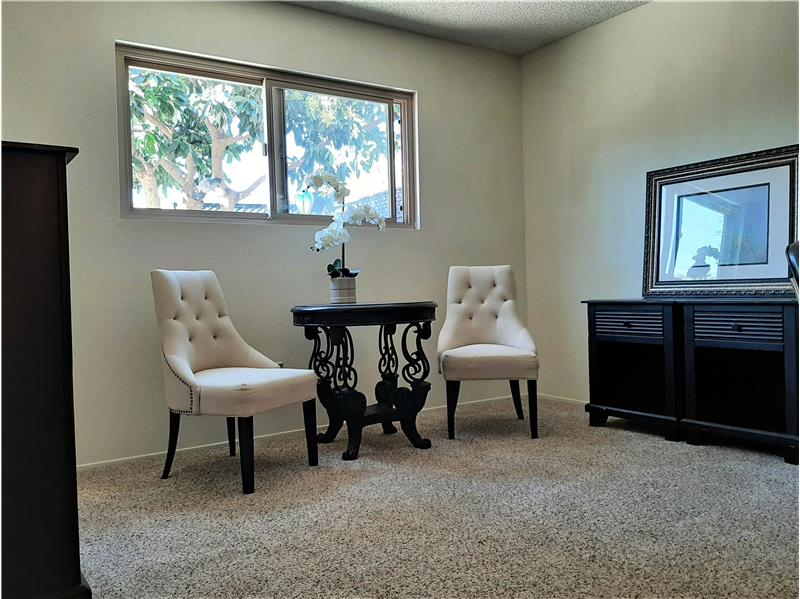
[586,301,681,439]
[2,142,91,597]
[584,299,798,463]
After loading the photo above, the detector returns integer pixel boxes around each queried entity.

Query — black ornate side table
[291,301,437,461]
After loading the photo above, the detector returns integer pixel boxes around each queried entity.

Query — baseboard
[77,391,585,469]
[538,392,587,406]
[77,424,319,469]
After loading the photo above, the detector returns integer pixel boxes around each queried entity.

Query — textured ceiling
[289,1,647,56]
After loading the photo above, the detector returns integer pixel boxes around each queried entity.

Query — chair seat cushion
[440,344,539,381]
[195,367,317,417]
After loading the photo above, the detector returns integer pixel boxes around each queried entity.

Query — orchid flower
[306,171,387,280]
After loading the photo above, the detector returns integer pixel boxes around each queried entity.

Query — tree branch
[143,109,173,139]
[204,117,217,136]
[157,157,186,185]
[237,174,267,201]
[131,146,154,173]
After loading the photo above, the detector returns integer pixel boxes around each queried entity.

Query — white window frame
[116,43,418,227]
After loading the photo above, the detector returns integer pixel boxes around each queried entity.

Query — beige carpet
[78,397,798,598]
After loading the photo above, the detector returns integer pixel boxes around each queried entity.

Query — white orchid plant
[305,171,386,278]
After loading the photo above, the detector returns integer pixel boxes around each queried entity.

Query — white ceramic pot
[330,277,356,304]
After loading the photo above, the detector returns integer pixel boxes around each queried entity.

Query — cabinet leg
[664,427,683,442]
[784,446,798,465]
[588,410,608,427]
[685,430,704,446]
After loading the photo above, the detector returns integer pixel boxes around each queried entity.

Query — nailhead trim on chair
[162,349,195,415]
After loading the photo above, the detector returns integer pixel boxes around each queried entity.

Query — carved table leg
[376,324,399,435]
[340,389,367,460]
[395,382,432,449]
[316,380,344,444]
[394,322,433,450]
[305,326,345,444]
[327,326,364,459]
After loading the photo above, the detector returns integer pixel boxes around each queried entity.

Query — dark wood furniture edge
[292,301,437,327]
[680,419,797,446]
[34,576,91,599]
[3,141,79,163]
[2,144,91,597]
[585,404,678,425]
[583,298,796,304]
[292,301,437,311]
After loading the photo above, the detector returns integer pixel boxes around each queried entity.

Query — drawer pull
[731,323,743,332]
[623,321,632,328]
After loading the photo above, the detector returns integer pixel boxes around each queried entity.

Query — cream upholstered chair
[151,269,318,494]
[438,265,539,439]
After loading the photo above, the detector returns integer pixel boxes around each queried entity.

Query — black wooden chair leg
[527,380,538,439]
[446,380,460,439]
[161,411,180,479]
[238,416,255,494]
[226,417,236,456]
[303,399,319,466]
[509,380,524,420]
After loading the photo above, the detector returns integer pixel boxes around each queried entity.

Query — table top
[292,301,437,327]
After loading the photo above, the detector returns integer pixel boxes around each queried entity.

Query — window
[116,44,416,226]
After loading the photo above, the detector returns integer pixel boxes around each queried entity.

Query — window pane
[128,66,269,213]
[393,102,404,223]
[282,88,391,218]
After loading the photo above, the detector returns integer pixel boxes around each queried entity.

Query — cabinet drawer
[594,309,663,338]
[693,310,784,344]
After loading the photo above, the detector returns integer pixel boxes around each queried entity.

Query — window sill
[121,208,416,228]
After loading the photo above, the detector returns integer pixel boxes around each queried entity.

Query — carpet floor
[78,397,798,599]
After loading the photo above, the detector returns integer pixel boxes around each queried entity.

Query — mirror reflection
[668,184,769,280]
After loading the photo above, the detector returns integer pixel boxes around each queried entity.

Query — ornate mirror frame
[643,145,798,297]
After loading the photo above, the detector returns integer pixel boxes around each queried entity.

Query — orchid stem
[341,193,346,269]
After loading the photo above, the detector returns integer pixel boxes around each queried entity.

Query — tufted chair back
[437,265,535,358]
[151,270,277,385]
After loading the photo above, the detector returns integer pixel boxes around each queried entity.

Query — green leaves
[326,258,359,278]
[128,66,265,203]
[284,88,390,209]
[127,64,390,213]
[144,132,157,155]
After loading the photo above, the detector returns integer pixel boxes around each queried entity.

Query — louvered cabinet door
[585,302,679,435]
[683,303,798,459]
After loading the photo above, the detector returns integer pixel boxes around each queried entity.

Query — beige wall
[4,1,797,464]
[2,1,525,464]
[521,1,799,403]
